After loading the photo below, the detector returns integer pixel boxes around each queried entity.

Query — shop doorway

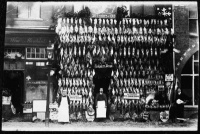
[3,70,24,114]
[93,68,112,118]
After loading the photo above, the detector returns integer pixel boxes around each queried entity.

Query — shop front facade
[2,1,198,122]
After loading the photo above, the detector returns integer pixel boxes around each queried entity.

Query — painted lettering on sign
[6,37,49,44]
[10,37,20,43]
[26,81,47,84]
[93,14,116,18]
[27,38,47,44]
[69,95,82,102]
[124,93,140,99]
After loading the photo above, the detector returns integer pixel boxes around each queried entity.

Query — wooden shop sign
[95,64,113,68]
[26,81,47,84]
[69,95,82,102]
[124,93,140,100]
[5,37,49,44]
[93,14,116,18]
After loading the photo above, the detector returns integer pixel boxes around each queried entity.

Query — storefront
[50,3,176,122]
[2,2,198,123]
[3,28,56,118]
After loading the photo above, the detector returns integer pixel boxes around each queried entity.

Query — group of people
[57,88,107,124]
[56,82,190,124]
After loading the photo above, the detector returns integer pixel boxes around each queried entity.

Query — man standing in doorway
[95,88,107,121]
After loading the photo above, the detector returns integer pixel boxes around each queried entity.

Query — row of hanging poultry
[56,17,172,36]
[55,17,172,120]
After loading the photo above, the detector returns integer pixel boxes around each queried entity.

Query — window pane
[7,2,18,18]
[194,62,199,74]
[181,76,192,105]
[194,76,199,105]
[189,20,197,34]
[36,48,40,53]
[27,53,31,58]
[194,51,199,60]
[29,2,40,19]
[182,56,192,74]
[181,76,192,89]
[189,3,198,18]
[31,48,35,52]
[27,48,30,52]
[40,54,44,58]
[17,2,29,18]
[36,54,40,58]
[31,53,35,58]
[40,48,45,53]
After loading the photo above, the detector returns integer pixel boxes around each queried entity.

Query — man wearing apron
[95,88,107,121]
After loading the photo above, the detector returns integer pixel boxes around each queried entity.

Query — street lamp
[45,41,54,127]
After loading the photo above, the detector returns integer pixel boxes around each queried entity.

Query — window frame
[189,3,198,37]
[26,47,47,60]
[13,2,43,21]
[181,51,199,106]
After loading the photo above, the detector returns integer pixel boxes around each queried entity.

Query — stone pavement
[2,116,198,131]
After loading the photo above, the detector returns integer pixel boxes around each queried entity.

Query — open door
[3,70,24,114]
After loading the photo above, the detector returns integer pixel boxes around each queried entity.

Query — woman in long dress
[58,89,70,124]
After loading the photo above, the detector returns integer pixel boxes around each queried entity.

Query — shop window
[26,62,47,80]
[4,48,25,59]
[189,3,198,19]
[194,62,199,74]
[194,51,199,60]
[181,76,192,90]
[189,20,198,34]
[194,76,199,105]
[181,51,199,106]
[181,56,192,74]
[26,47,47,59]
[188,3,198,36]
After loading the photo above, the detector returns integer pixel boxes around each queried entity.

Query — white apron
[58,96,69,122]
